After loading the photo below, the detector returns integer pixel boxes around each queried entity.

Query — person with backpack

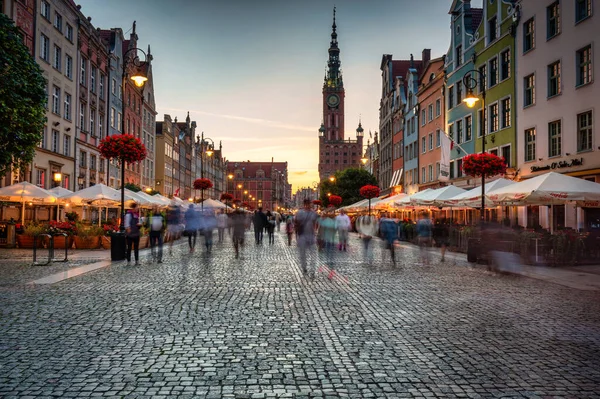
[265,210,276,244]
[124,202,142,265]
[147,205,166,263]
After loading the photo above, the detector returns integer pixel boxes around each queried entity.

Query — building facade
[141,48,156,191]
[516,0,599,230]
[317,9,364,182]
[403,64,424,195]
[193,131,227,202]
[416,56,446,191]
[227,161,289,212]
[155,115,176,197]
[445,0,483,188]
[1,0,36,57]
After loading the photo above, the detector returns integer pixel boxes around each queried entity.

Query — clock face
[327,94,340,107]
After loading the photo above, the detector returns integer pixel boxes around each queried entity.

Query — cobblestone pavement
[1,231,600,398]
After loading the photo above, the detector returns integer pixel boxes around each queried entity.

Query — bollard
[32,234,52,266]
[50,232,69,263]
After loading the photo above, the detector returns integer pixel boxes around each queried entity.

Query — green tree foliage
[124,182,142,192]
[319,168,378,206]
[0,14,47,177]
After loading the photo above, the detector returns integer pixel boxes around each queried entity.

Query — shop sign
[531,158,583,173]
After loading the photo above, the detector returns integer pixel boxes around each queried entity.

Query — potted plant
[74,223,103,249]
[65,211,79,222]
[47,220,77,249]
[16,222,48,249]
[139,225,150,249]
[101,221,119,249]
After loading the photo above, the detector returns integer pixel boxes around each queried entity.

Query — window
[501,98,511,129]
[422,137,426,153]
[65,55,73,79]
[501,145,511,167]
[478,108,487,137]
[99,74,105,99]
[110,108,116,128]
[111,78,116,95]
[524,74,535,106]
[576,0,592,22]
[456,120,463,144]
[435,99,441,116]
[465,115,472,141]
[548,120,562,157]
[488,16,497,43]
[80,58,87,86]
[456,44,462,65]
[489,103,499,132]
[40,34,49,61]
[456,81,462,104]
[448,85,454,109]
[478,65,487,92]
[53,12,62,32]
[525,128,536,162]
[99,116,103,139]
[89,110,95,136]
[500,49,510,81]
[436,162,440,179]
[66,24,73,42]
[90,155,97,171]
[79,151,87,167]
[40,0,50,19]
[523,18,535,52]
[79,102,85,131]
[548,61,561,97]
[576,45,592,87]
[457,159,463,178]
[428,104,433,122]
[421,167,426,184]
[421,110,426,126]
[52,86,60,115]
[449,161,455,179]
[428,133,433,150]
[489,57,498,87]
[90,66,96,93]
[52,129,59,153]
[63,135,70,157]
[449,123,454,143]
[547,1,560,39]
[36,169,46,188]
[53,45,61,71]
[436,129,441,147]
[117,112,122,132]
[577,111,593,152]
[40,126,47,149]
[428,165,433,182]
[64,93,71,120]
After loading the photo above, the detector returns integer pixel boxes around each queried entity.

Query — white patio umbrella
[48,186,74,221]
[61,184,138,224]
[152,194,175,207]
[0,181,57,224]
[124,189,153,208]
[200,198,228,210]
[395,189,433,207]
[443,178,514,208]
[412,185,467,208]
[374,193,408,210]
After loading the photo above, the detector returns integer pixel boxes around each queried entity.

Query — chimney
[422,49,431,65]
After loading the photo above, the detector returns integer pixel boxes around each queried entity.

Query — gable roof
[470,8,483,32]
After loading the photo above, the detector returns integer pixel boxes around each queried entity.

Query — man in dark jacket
[253,208,266,245]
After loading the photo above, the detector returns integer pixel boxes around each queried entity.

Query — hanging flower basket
[233,198,241,204]
[462,153,507,178]
[312,200,322,207]
[328,195,342,207]
[99,134,147,164]
[193,178,213,190]
[241,201,249,207]
[360,185,381,199]
[220,193,233,202]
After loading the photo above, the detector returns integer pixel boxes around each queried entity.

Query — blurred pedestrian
[356,214,379,265]
[184,204,199,253]
[266,210,276,244]
[201,210,217,253]
[379,213,398,265]
[295,199,318,277]
[335,209,351,251]
[166,204,181,255]
[147,205,166,263]
[433,219,450,262]
[285,214,294,246]
[124,202,141,265]
[319,210,337,279]
[231,209,246,258]
[416,212,433,265]
[253,208,266,245]
[216,209,228,243]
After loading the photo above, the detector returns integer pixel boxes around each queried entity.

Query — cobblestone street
[1,231,600,398]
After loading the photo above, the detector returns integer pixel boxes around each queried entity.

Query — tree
[0,14,47,177]
[124,183,141,192]
[319,168,378,206]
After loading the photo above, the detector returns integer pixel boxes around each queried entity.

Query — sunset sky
[77,0,475,191]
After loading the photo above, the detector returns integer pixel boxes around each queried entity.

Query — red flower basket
[220,193,234,202]
[99,134,147,164]
[360,185,381,199]
[241,201,249,207]
[328,195,342,207]
[462,153,507,178]
[233,198,241,204]
[193,178,213,190]
[312,200,322,207]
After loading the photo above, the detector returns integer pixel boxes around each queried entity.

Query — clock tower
[318,8,364,182]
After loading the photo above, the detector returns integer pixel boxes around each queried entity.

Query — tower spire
[324,6,342,89]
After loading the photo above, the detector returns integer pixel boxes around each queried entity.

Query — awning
[389,168,403,188]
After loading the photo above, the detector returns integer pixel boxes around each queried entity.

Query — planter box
[51,235,73,249]
[74,236,100,249]
[101,236,111,250]
[139,236,149,249]
[16,235,43,249]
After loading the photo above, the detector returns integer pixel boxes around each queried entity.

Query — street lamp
[462,69,486,224]
[53,172,62,188]
[195,131,214,210]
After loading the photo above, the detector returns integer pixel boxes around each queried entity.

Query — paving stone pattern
[1,232,600,398]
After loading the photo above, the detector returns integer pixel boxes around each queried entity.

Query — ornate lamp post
[462,70,487,224]
[195,132,214,210]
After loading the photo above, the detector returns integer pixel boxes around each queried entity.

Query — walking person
[166,204,181,255]
[147,205,166,263]
[335,209,351,251]
[355,214,379,265]
[201,210,217,253]
[265,210,276,244]
[216,209,228,243]
[253,208,266,245]
[285,215,294,246]
[184,204,199,253]
[319,211,337,279]
[295,199,318,277]
[433,218,450,262]
[124,202,142,265]
[231,209,246,258]
[416,212,433,265]
[379,213,399,265]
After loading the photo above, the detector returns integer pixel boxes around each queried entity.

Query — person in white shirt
[355,214,379,265]
[334,209,351,251]
[216,209,229,243]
